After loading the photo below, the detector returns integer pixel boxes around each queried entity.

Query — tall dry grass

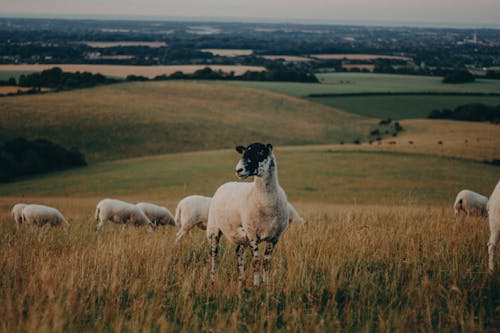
[0,201,498,332]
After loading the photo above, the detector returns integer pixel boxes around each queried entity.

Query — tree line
[131,63,319,83]
[0,137,87,183]
[428,103,500,123]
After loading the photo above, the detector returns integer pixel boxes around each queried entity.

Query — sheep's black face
[235,143,273,179]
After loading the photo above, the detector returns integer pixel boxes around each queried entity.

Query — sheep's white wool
[207,143,289,286]
[454,189,488,218]
[174,196,302,244]
[22,204,69,228]
[174,195,211,244]
[11,203,27,228]
[95,198,154,231]
[136,202,175,226]
[487,181,500,271]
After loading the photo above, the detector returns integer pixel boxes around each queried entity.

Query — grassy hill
[1,146,497,206]
[0,81,371,161]
[323,119,500,162]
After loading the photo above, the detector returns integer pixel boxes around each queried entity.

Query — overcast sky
[2,0,500,27]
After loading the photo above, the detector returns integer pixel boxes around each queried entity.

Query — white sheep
[453,189,488,218]
[207,143,289,286]
[487,180,500,272]
[175,196,303,244]
[21,204,70,228]
[11,203,27,229]
[174,195,211,244]
[136,202,175,226]
[95,198,155,231]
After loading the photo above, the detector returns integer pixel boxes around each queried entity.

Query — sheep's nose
[236,168,244,174]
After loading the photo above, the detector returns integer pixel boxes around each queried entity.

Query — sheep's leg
[175,219,199,244]
[250,240,261,286]
[263,239,277,284]
[147,220,156,232]
[174,227,188,244]
[488,230,499,272]
[209,232,221,284]
[95,218,106,231]
[236,244,246,286]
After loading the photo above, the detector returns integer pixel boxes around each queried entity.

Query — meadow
[220,73,500,97]
[0,145,499,332]
[308,95,500,119]
[0,81,370,161]
[1,77,499,332]
[218,72,500,122]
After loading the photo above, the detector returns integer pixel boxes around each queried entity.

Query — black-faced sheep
[207,143,289,286]
[175,195,303,244]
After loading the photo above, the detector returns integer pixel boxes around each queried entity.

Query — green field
[1,148,497,207]
[216,73,500,119]
[219,73,500,97]
[308,95,500,119]
[0,70,36,81]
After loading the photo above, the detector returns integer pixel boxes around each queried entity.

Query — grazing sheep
[175,196,302,244]
[488,180,500,272]
[207,143,289,286]
[136,202,175,226]
[453,189,488,218]
[11,203,27,229]
[21,204,70,228]
[95,198,155,231]
[174,195,212,244]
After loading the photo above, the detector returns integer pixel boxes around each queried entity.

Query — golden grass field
[321,119,500,162]
[0,64,266,79]
[1,79,499,332]
[1,142,499,331]
[0,81,370,161]
[262,55,314,62]
[0,194,498,331]
[311,54,412,61]
[82,41,168,48]
[0,86,34,94]
[201,49,254,57]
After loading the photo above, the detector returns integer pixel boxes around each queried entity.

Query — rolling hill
[0,81,371,161]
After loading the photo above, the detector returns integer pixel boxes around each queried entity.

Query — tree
[442,70,475,84]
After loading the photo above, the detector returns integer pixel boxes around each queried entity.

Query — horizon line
[1,13,500,30]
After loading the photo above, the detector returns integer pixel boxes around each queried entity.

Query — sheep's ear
[235,146,246,154]
[266,143,273,152]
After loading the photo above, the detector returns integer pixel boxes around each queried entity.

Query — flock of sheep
[8,142,500,284]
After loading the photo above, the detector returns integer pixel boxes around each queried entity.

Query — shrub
[442,70,475,84]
